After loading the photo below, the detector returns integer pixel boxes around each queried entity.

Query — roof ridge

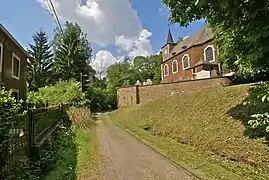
[164,24,214,60]
[0,23,30,57]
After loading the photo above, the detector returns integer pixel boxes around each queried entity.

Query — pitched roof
[165,24,214,61]
[0,23,30,57]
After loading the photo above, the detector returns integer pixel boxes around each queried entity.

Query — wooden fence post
[27,109,40,161]
[27,110,33,158]
[59,103,62,119]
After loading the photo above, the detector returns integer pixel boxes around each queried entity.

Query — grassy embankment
[43,107,102,180]
[109,84,269,180]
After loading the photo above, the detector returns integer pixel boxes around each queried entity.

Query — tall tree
[133,54,162,84]
[133,56,152,82]
[53,21,93,89]
[149,53,163,84]
[106,57,137,89]
[163,0,269,82]
[27,29,53,91]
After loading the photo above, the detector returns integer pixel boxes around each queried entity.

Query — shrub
[246,82,269,133]
[67,107,94,128]
[27,80,89,107]
[0,88,22,178]
[86,87,117,112]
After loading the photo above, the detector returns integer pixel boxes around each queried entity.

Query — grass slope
[110,84,269,180]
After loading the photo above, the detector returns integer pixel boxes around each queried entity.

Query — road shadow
[227,85,269,143]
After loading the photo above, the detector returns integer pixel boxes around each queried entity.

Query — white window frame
[204,45,216,62]
[0,42,3,72]
[172,60,178,74]
[182,54,190,70]
[11,89,20,100]
[164,64,169,77]
[11,52,20,80]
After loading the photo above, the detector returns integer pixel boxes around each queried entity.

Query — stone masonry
[117,77,231,108]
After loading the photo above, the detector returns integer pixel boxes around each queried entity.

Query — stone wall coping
[117,76,232,90]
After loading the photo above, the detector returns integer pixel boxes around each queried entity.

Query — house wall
[0,29,27,99]
[117,77,231,107]
[162,40,218,82]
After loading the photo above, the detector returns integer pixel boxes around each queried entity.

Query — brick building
[161,24,223,83]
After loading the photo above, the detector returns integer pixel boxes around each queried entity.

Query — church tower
[161,29,177,61]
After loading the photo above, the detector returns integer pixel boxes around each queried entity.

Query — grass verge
[42,107,101,180]
[109,84,269,180]
[42,125,100,180]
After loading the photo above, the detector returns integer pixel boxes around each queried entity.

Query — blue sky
[0,0,204,71]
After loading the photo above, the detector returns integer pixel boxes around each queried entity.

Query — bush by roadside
[86,87,117,112]
[27,80,89,108]
[42,107,100,180]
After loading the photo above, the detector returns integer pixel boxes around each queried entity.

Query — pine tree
[53,22,93,90]
[27,30,53,91]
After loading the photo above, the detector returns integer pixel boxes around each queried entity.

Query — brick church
[161,24,224,83]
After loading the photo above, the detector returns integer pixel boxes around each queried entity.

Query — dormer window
[182,45,187,49]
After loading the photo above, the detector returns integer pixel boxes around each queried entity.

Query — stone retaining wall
[117,77,231,108]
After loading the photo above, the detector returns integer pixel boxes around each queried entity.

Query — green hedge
[27,80,89,107]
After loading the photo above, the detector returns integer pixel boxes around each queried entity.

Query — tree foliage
[27,80,88,107]
[245,82,269,133]
[27,30,53,91]
[106,57,136,89]
[177,36,184,43]
[0,89,22,178]
[163,0,269,82]
[53,22,94,90]
[106,54,162,89]
[86,87,117,112]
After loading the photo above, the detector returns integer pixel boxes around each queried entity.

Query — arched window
[182,54,190,70]
[172,60,178,73]
[204,45,215,62]
[164,64,169,77]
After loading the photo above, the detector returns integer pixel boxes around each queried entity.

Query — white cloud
[115,29,152,58]
[37,0,152,48]
[36,0,153,73]
[91,50,119,78]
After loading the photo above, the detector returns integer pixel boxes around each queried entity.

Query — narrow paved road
[96,114,196,180]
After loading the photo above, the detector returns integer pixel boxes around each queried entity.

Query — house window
[12,53,20,79]
[204,45,215,62]
[172,60,178,74]
[164,64,169,77]
[0,42,3,72]
[12,89,19,101]
[182,54,190,70]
